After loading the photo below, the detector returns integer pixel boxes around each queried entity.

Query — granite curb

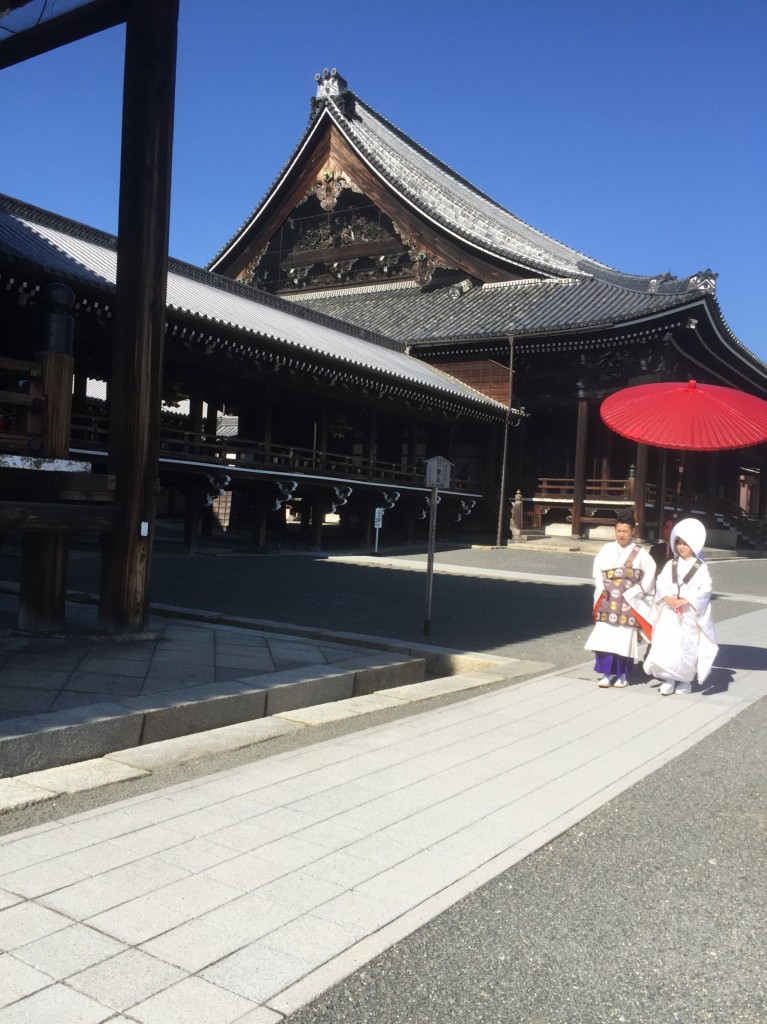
[0,655,424,778]
[1,578,549,781]
[0,664,550,815]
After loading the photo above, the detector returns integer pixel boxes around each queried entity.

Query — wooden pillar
[183,480,203,551]
[633,442,648,537]
[189,367,204,452]
[72,367,87,412]
[673,456,685,516]
[571,393,589,537]
[263,385,274,455]
[318,398,328,471]
[656,450,669,535]
[706,453,718,521]
[40,357,75,458]
[409,417,419,463]
[312,495,325,550]
[446,421,456,465]
[18,284,75,633]
[99,0,179,632]
[296,493,311,546]
[484,421,498,496]
[255,501,270,547]
[367,409,378,470]
[601,426,613,483]
[405,509,414,545]
[363,493,374,549]
[204,383,219,436]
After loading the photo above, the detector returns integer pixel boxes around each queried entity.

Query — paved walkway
[0,590,382,724]
[1,601,764,1022]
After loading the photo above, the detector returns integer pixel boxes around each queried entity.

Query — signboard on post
[425,455,452,489]
[422,457,452,636]
[373,506,384,553]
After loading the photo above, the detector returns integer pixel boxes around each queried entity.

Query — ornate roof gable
[209,70,712,301]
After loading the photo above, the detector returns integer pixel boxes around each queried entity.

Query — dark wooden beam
[0,434,44,455]
[279,238,405,270]
[571,395,589,537]
[0,0,127,70]
[98,0,178,632]
[0,356,41,374]
[0,389,44,408]
[0,500,118,533]
[18,285,77,632]
[0,468,114,502]
[633,443,648,537]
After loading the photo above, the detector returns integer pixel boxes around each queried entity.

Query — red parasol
[600,379,767,452]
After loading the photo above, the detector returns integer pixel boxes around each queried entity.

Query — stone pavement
[0,582,544,778]
[0,599,764,1023]
[0,590,387,723]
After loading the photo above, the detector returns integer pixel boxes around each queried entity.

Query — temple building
[2,68,766,569]
[209,68,767,544]
[0,192,506,557]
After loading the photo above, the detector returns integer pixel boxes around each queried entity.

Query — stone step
[0,653,425,779]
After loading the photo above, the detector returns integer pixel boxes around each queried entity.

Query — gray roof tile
[290,274,701,344]
[0,195,504,413]
[325,94,714,294]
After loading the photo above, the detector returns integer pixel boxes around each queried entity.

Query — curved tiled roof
[210,72,714,298]
[290,272,767,397]
[323,93,716,294]
[288,275,709,344]
[0,194,505,414]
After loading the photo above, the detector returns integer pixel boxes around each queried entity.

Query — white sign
[374,507,384,529]
[424,456,452,489]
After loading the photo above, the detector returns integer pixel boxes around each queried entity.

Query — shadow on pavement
[132,552,593,651]
[1,549,592,653]
[715,643,767,672]
[697,666,735,695]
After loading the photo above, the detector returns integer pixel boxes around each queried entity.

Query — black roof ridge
[0,192,118,251]
[0,192,405,354]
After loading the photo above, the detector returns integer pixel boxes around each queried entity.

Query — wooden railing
[70,415,476,492]
[525,476,665,532]
[520,479,764,544]
[0,356,45,454]
[1,369,116,530]
[534,477,632,500]
[716,498,767,546]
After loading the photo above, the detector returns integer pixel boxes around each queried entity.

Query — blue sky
[2,0,766,360]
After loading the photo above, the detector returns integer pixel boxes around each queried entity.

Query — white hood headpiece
[670,518,706,559]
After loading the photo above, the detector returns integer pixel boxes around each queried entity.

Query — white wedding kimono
[584,540,656,660]
[643,555,718,684]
